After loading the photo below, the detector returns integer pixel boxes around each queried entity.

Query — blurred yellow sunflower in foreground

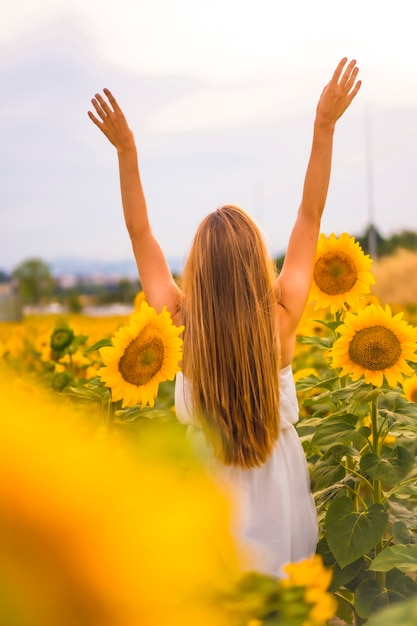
[282,555,337,626]
[0,365,239,626]
[331,304,417,387]
[309,233,375,313]
[99,301,184,407]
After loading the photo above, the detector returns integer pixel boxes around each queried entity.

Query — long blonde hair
[181,205,281,469]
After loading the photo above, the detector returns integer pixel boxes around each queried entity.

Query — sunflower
[309,233,375,313]
[50,327,74,352]
[402,374,417,403]
[347,292,381,314]
[331,304,417,387]
[282,555,337,626]
[99,301,184,408]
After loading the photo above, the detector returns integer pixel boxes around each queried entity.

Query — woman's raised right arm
[276,59,361,365]
[88,89,182,322]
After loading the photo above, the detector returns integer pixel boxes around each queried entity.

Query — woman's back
[180,205,281,469]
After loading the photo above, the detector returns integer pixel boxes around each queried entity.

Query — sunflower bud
[50,327,74,352]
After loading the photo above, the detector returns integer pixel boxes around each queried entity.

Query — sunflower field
[1,233,417,626]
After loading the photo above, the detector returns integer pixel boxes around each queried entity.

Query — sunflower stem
[342,463,373,499]
[370,394,386,590]
[370,395,382,507]
[370,394,380,459]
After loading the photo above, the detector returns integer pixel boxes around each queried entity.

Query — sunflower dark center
[348,325,402,371]
[314,252,357,295]
[118,328,164,385]
[410,388,417,403]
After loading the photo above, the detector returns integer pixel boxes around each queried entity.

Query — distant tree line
[356,227,417,258]
[4,258,141,311]
[5,228,417,309]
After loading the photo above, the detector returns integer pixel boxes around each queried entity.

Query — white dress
[174,364,318,578]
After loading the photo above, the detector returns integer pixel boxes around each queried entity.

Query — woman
[88,58,361,576]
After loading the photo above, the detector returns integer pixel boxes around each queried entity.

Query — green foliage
[326,498,388,568]
[12,258,55,305]
[66,291,83,313]
[217,571,316,626]
[366,594,417,626]
[357,228,417,258]
[360,446,415,484]
[370,545,417,573]
[295,321,417,624]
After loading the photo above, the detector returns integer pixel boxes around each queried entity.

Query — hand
[315,58,361,128]
[88,89,135,152]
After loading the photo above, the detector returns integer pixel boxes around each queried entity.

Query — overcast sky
[1,0,417,274]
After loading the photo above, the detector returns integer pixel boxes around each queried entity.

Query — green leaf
[392,521,417,545]
[354,578,384,618]
[302,397,335,415]
[311,458,346,491]
[351,426,372,449]
[63,383,111,403]
[388,499,417,528]
[310,450,346,491]
[297,335,334,349]
[369,544,417,573]
[353,576,413,619]
[85,338,113,353]
[334,592,355,625]
[392,481,417,498]
[295,374,339,393]
[325,497,388,568]
[115,406,169,422]
[360,446,416,485]
[317,317,343,332]
[366,595,417,626]
[391,572,417,597]
[296,423,321,439]
[330,380,382,404]
[316,537,365,591]
[311,414,358,447]
[378,393,417,427]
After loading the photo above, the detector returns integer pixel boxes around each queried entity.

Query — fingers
[91,93,113,121]
[331,57,349,84]
[87,110,102,128]
[347,79,362,103]
[316,58,361,123]
[103,88,121,113]
[341,65,359,94]
[87,89,133,150]
[343,66,359,97]
[88,88,121,122]
[87,95,110,134]
[332,58,360,93]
